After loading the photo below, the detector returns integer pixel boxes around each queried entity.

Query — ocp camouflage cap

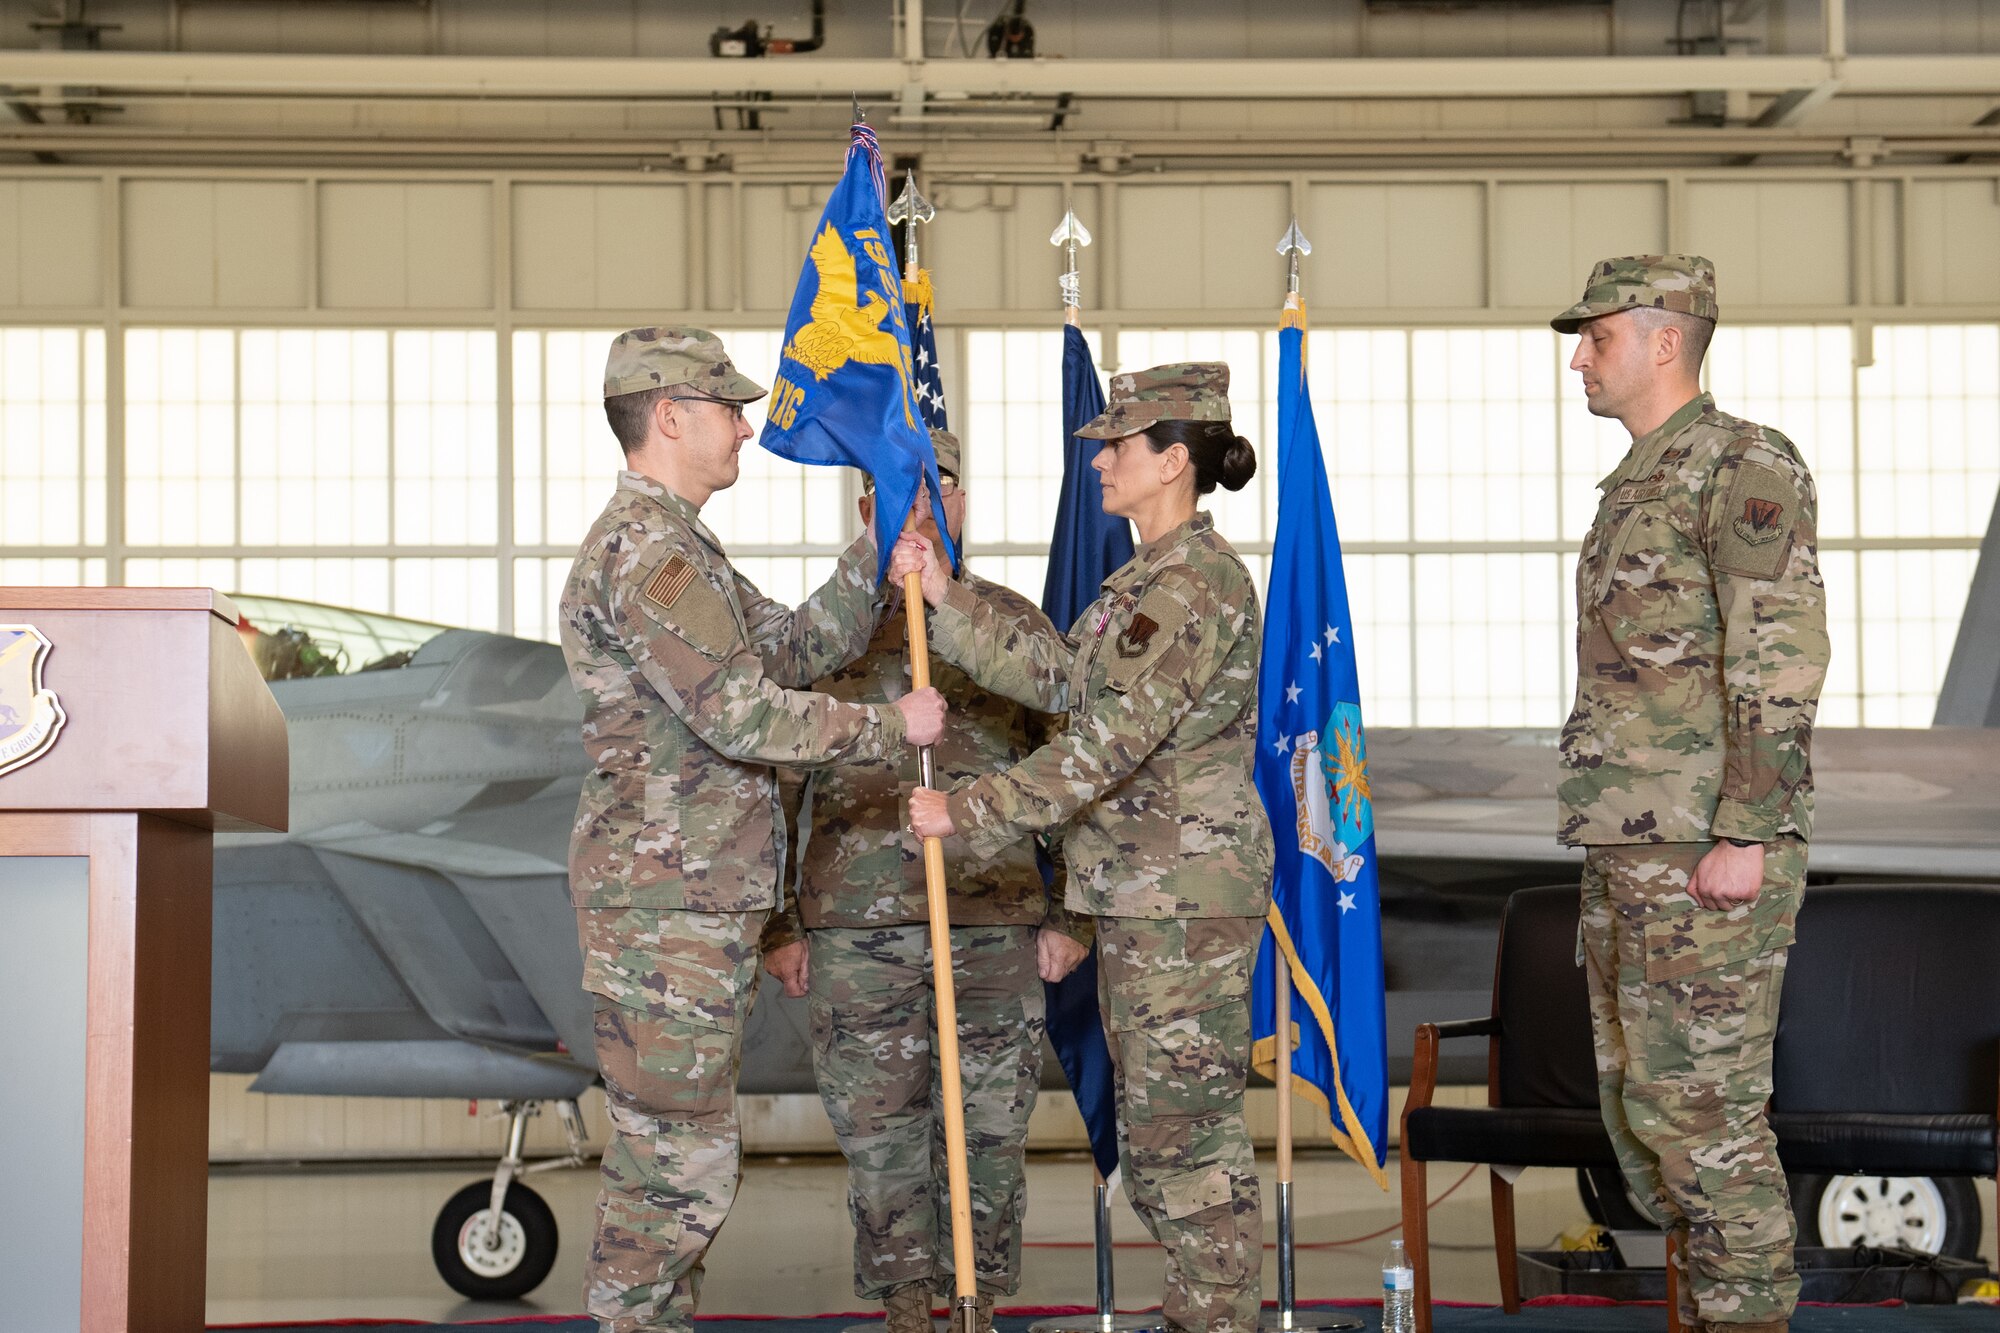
[929,427,961,480]
[1550,255,1719,334]
[603,327,767,402]
[1075,362,1232,440]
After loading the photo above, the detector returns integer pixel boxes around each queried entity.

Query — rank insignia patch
[1115,613,1159,658]
[644,555,699,610]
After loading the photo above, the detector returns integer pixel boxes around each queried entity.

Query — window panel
[125,330,238,547]
[239,330,392,546]
[1411,330,1559,544]
[0,329,103,549]
[393,331,498,546]
[1856,548,1978,726]
[1857,325,2000,541]
[1708,325,1856,541]
[5,318,1995,734]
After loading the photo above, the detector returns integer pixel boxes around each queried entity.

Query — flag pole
[1263,219,1362,1333]
[903,581,981,1333]
[1027,204,1157,1333]
[886,163,980,1333]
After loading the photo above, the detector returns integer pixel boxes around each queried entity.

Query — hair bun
[1219,435,1257,492]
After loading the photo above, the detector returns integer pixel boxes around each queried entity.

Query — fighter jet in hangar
[213,595,821,1301]
[213,592,2000,1298]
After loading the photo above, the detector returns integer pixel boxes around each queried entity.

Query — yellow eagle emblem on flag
[782,224,906,381]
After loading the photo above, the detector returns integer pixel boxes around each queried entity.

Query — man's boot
[883,1285,933,1333]
[1707,1323,1789,1333]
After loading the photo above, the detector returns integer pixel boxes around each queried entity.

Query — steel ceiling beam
[1,50,1995,101]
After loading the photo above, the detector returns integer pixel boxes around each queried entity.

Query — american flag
[904,267,949,432]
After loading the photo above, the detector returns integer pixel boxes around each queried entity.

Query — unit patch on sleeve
[1713,461,1799,580]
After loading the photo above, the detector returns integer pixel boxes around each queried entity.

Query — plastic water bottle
[1382,1238,1416,1333]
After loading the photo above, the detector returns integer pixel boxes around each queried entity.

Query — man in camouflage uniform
[761,429,1092,1332]
[559,328,947,1333]
[898,365,1275,1333]
[1554,259,1830,1333]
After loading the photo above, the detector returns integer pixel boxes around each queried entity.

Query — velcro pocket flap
[1103,958,1231,1032]
[585,948,739,1030]
[1160,1164,1232,1220]
[1642,907,1791,985]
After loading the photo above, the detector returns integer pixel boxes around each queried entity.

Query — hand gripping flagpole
[1026,201,1158,1333]
[1050,205,1092,329]
[1263,217,1361,1333]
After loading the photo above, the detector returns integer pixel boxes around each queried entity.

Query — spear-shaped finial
[1277,216,1312,298]
[1049,206,1093,312]
[887,169,935,277]
[851,93,866,124]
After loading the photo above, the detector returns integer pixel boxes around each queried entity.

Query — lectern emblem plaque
[0,624,66,778]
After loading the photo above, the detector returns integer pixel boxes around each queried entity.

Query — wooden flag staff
[903,572,981,1333]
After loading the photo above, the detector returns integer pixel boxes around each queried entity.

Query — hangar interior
[3,0,2000,1320]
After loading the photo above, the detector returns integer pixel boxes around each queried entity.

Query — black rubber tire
[1576,1166,1661,1233]
[1790,1173,1984,1260]
[430,1179,560,1300]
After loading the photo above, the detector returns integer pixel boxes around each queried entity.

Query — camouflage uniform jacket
[561,470,906,912]
[762,573,1092,950]
[930,512,1275,920]
[1559,392,1830,846]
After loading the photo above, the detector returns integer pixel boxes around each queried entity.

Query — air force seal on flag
[0,625,66,778]
[1288,702,1372,890]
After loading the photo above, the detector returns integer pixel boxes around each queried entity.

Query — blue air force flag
[1249,302,1390,1188]
[759,122,956,583]
[1039,321,1134,1183]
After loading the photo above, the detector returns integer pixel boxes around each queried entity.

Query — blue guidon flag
[1249,301,1390,1189]
[760,122,956,582]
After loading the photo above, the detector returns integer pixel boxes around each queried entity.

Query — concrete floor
[203,1155,1998,1326]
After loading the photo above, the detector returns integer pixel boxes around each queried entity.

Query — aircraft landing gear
[431,1098,591,1300]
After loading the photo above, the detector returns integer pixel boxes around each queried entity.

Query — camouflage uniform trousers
[579,906,766,1333]
[1580,840,1807,1328]
[1099,914,1263,1333]
[806,921,1045,1299]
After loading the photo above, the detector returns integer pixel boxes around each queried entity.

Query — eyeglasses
[668,395,748,422]
[863,477,960,498]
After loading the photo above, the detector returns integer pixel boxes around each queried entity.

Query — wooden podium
[0,589,287,1333]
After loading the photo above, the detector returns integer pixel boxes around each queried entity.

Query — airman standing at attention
[1555,259,1830,1333]
[559,328,947,1333]
[761,428,1092,1333]
[892,365,1274,1333]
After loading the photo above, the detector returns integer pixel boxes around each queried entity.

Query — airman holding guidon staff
[1554,258,1830,1333]
[559,327,947,1333]
[762,427,1091,1333]
[893,363,1274,1333]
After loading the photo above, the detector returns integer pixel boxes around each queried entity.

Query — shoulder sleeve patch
[637,551,738,661]
[1104,585,1190,693]
[1712,460,1799,580]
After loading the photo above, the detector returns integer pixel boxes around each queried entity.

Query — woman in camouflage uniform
[893,363,1275,1333]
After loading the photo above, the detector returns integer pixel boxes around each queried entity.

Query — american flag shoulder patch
[644,554,699,610]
